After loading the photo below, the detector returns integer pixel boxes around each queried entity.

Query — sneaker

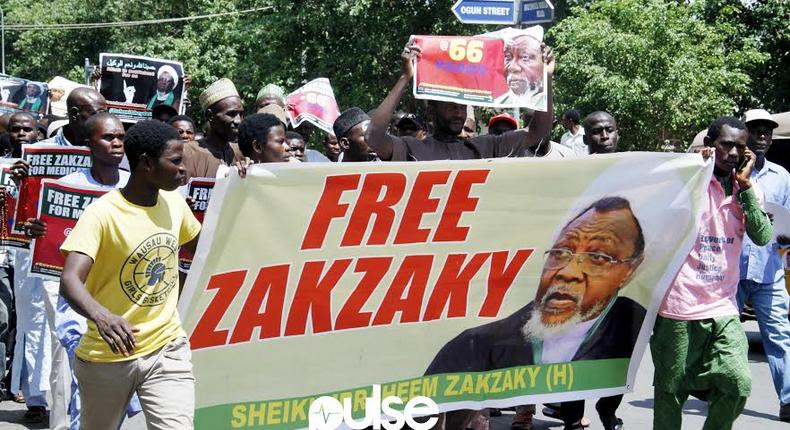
[780,403,790,422]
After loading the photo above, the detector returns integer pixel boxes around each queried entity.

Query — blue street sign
[451,0,518,25]
[520,0,554,24]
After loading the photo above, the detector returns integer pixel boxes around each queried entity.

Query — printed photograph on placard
[98,53,186,122]
[0,75,50,118]
[413,26,548,111]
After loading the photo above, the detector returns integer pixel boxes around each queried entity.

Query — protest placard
[179,178,215,272]
[0,75,50,119]
[286,78,341,135]
[30,179,108,279]
[13,145,92,234]
[98,53,186,122]
[179,153,712,429]
[0,159,30,250]
[414,26,548,111]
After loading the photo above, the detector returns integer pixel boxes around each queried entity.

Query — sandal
[23,406,48,424]
[511,409,533,430]
[12,392,25,403]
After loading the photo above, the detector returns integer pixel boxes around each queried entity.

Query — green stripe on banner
[195,358,629,429]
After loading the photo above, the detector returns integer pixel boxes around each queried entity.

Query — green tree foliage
[2,0,483,123]
[700,0,790,113]
[2,0,783,150]
[548,0,767,151]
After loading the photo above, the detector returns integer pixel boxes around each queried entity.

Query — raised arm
[61,251,139,356]
[366,39,421,161]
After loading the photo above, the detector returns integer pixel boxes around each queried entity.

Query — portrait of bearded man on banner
[17,82,46,114]
[484,26,548,111]
[148,65,179,109]
[425,196,647,375]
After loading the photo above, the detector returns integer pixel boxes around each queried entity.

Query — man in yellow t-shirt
[60,120,201,429]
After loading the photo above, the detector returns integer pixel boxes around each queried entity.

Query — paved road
[0,321,785,429]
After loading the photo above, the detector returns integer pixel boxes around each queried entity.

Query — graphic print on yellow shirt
[121,232,180,307]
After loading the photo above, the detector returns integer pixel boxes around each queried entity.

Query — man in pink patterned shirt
[651,116,773,430]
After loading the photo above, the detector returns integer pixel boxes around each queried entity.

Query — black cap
[333,107,370,139]
[396,113,425,130]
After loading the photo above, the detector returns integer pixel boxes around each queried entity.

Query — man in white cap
[740,108,790,421]
[184,78,244,179]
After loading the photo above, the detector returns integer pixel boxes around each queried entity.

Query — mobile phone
[737,156,748,172]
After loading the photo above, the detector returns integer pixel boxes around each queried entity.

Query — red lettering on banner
[372,255,433,325]
[229,265,289,344]
[284,259,353,336]
[434,170,490,242]
[341,173,406,247]
[301,170,490,250]
[335,257,393,330]
[191,250,534,347]
[478,250,533,317]
[300,174,360,250]
[394,171,452,244]
[190,270,247,349]
[423,252,491,321]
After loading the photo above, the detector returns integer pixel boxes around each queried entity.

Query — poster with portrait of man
[98,53,186,122]
[178,153,713,429]
[413,26,548,111]
[0,75,50,119]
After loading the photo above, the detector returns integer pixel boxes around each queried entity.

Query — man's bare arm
[61,251,139,356]
[366,39,421,161]
[182,234,200,256]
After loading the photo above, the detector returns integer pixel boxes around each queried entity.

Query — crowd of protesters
[0,35,787,430]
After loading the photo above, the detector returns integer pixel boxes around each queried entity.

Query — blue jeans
[738,279,790,405]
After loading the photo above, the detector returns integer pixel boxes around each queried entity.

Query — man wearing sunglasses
[426,196,646,430]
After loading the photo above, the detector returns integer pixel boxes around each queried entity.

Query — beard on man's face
[522,284,609,341]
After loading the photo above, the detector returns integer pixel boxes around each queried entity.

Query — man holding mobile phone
[652,116,773,429]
